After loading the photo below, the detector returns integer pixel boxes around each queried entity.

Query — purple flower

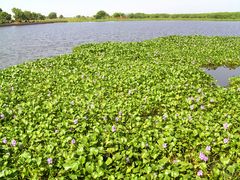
[47,158,53,164]
[199,152,208,162]
[224,138,229,144]
[223,122,229,130]
[55,129,59,133]
[115,117,119,122]
[206,146,211,151]
[210,98,214,103]
[2,138,7,144]
[112,125,116,132]
[11,139,17,147]
[71,139,76,144]
[197,170,203,176]
[200,105,205,110]
[118,111,123,116]
[73,119,78,125]
[163,143,167,148]
[188,115,192,121]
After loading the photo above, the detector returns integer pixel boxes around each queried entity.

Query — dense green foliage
[113,12,126,18]
[48,12,57,19]
[0,10,11,24]
[0,36,240,179]
[126,12,240,20]
[11,8,45,22]
[94,10,110,19]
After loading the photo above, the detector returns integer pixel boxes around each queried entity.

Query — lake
[0,21,240,69]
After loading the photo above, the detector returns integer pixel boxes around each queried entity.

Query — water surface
[204,66,240,86]
[1,21,240,69]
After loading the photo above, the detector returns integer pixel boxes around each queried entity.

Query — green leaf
[106,157,113,165]
[63,160,79,171]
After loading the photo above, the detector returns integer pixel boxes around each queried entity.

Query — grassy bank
[0,36,240,179]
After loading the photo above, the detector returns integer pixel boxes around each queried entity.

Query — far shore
[0,21,67,27]
[0,18,240,27]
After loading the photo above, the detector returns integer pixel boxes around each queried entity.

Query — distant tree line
[1,8,240,24]
[92,11,240,20]
[12,8,46,22]
[0,7,63,24]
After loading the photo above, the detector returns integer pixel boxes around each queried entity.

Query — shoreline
[0,18,239,27]
[0,21,67,27]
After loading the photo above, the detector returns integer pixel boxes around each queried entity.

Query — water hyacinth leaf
[105,157,113,165]
[63,160,79,171]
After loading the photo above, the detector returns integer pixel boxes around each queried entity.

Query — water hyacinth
[199,152,208,162]
[112,125,116,132]
[200,105,205,110]
[118,111,123,116]
[0,114,5,119]
[126,157,130,164]
[162,114,167,120]
[2,138,7,144]
[198,88,202,93]
[224,138,229,144]
[163,143,167,148]
[188,115,192,121]
[0,36,240,178]
[197,170,203,176]
[206,146,211,151]
[73,119,78,125]
[11,139,17,147]
[188,97,194,102]
[190,105,194,110]
[71,139,76,144]
[47,158,53,165]
[223,122,229,130]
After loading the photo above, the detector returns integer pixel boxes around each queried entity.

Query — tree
[0,11,12,24]
[113,12,126,18]
[59,15,64,19]
[36,13,46,20]
[0,8,2,12]
[24,11,32,21]
[12,8,25,22]
[48,12,57,19]
[94,10,109,19]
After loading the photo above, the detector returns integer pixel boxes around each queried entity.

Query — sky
[0,0,240,17]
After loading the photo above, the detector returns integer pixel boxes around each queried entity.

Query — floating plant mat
[203,66,240,87]
[0,36,240,179]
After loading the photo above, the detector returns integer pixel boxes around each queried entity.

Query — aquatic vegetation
[0,36,240,179]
